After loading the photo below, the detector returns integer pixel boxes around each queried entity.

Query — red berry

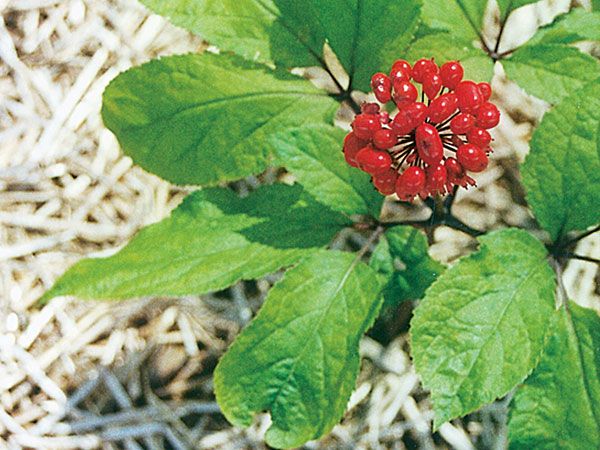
[373,128,397,149]
[450,113,475,134]
[373,169,398,195]
[396,166,426,201]
[467,128,492,147]
[415,123,444,166]
[356,146,393,175]
[445,157,465,180]
[391,59,412,80]
[426,163,448,194]
[445,157,476,189]
[475,102,500,129]
[440,61,464,90]
[423,72,443,99]
[361,102,380,114]
[343,132,368,168]
[390,68,411,85]
[379,111,390,124]
[451,134,465,148]
[427,93,458,124]
[371,73,392,103]
[352,113,381,140]
[412,58,438,83]
[392,80,418,107]
[391,102,427,135]
[477,82,492,101]
[455,81,483,114]
[457,143,488,172]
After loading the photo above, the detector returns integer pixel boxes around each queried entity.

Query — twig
[561,253,600,265]
[561,224,600,250]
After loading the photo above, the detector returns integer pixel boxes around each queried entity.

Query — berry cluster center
[343,58,500,201]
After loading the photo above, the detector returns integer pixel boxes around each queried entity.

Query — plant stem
[561,253,600,265]
[355,225,385,261]
[561,224,600,250]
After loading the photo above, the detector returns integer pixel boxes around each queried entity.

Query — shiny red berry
[445,157,465,181]
[343,132,368,168]
[356,146,393,174]
[477,82,492,101]
[467,128,492,147]
[426,163,448,194]
[392,80,418,107]
[391,102,427,135]
[361,102,380,114]
[352,113,381,140]
[475,102,500,129]
[373,129,397,149]
[423,72,443,100]
[450,113,475,134]
[416,123,444,166]
[440,61,464,90]
[379,111,390,124]
[373,169,398,195]
[427,93,458,124]
[412,58,438,83]
[391,59,412,80]
[371,73,392,103]
[451,134,465,148]
[457,143,488,172]
[396,166,426,201]
[455,81,483,114]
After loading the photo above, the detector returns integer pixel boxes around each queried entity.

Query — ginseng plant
[43,1,600,448]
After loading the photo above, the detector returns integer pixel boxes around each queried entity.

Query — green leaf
[421,0,487,43]
[527,8,600,45]
[214,250,383,449]
[405,33,494,82]
[509,302,600,449]
[42,184,349,302]
[521,79,600,241]
[330,0,421,91]
[270,125,383,217]
[410,228,556,428]
[497,0,539,21]
[139,0,422,92]
[502,44,600,104]
[102,53,337,186]
[370,226,445,306]
[595,0,600,12]
[139,0,318,67]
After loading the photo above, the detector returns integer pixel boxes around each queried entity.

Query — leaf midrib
[429,256,548,423]
[112,91,329,132]
[266,254,363,434]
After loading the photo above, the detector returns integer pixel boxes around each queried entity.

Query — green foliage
[271,125,383,217]
[140,0,421,91]
[502,44,600,104]
[214,251,383,449]
[370,226,445,306]
[42,184,348,302]
[509,302,600,449]
[330,0,421,91]
[102,53,337,185]
[410,229,556,428]
[421,0,487,42]
[496,0,539,21]
[527,8,600,45]
[521,80,600,241]
[405,33,494,82]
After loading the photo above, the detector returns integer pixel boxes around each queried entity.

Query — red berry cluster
[343,58,500,201]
